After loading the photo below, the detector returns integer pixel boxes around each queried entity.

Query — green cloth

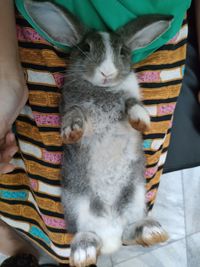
[15,0,191,63]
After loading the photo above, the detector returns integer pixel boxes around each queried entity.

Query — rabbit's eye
[82,43,91,52]
[120,46,129,57]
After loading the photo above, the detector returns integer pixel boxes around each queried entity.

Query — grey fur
[25,1,170,264]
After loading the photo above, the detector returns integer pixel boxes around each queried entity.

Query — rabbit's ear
[117,15,173,51]
[24,0,85,46]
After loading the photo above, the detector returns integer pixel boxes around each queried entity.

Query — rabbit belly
[87,121,143,205]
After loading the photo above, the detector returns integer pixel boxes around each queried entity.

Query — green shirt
[15,0,191,63]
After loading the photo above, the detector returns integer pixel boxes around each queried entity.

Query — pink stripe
[158,103,176,116]
[16,25,49,44]
[33,113,61,127]
[53,73,65,89]
[41,214,66,229]
[136,71,160,83]
[146,190,155,202]
[42,150,63,164]
[145,166,158,179]
[30,179,38,191]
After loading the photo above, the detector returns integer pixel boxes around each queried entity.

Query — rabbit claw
[61,124,83,144]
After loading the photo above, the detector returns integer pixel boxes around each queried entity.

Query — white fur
[123,183,146,223]
[90,32,119,87]
[73,247,96,266]
[88,123,141,204]
[143,225,164,239]
[98,32,118,77]
[73,183,146,254]
[128,104,150,126]
[75,196,123,254]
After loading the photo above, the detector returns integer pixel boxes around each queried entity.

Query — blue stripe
[0,190,28,200]
[30,226,51,245]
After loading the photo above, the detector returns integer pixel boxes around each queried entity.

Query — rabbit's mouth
[89,78,121,88]
[83,71,123,88]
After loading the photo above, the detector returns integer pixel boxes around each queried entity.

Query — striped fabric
[0,13,187,265]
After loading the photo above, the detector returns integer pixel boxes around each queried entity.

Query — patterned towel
[0,12,187,265]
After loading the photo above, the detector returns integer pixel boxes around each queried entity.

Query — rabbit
[25,1,171,266]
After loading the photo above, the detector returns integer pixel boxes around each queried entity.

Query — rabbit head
[24,0,173,88]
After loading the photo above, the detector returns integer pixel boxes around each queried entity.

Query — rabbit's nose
[100,71,118,79]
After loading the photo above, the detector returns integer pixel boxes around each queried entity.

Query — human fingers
[0,163,15,174]
[5,131,17,147]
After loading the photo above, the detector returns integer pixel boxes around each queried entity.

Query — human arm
[0,0,28,173]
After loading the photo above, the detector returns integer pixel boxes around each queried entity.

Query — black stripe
[0,183,32,191]
[145,165,164,182]
[37,126,61,132]
[144,129,171,154]
[16,133,63,150]
[135,60,185,72]
[150,114,172,122]
[0,200,45,225]
[140,79,182,89]
[143,133,165,139]
[162,147,168,154]
[39,207,64,219]
[144,144,164,155]
[16,17,32,27]
[143,97,177,105]
[147,203,154,211]
[19,41,54,50]
[22,153,61,169]
[17,116,61,132]
[19,41,68,60]
[145,150,160,156]
[22,62,66,72]
[33,191,61,203]
[28,83,61,92]
[17,116,61,133]
[145,162,158,168]
[18,230,70,258]
[19,40,58,53]
[157,38,187,51]
[8,168,26,175]
[0,198,66,233]
[1,192,67,234]
[148,182,160,191]
[28,173,62,186]
[46,227,67,234]
[31,105,60,114]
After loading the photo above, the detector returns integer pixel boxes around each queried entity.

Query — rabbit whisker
[73,44,96,63]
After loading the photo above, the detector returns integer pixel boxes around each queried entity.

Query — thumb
[0,119,12,140]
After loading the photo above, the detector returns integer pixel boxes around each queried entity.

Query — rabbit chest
[80,99,143,205]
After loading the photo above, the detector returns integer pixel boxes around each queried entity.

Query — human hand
[0,131,18,174]
[0,64,28,174]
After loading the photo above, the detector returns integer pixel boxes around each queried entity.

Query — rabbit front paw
[128,104,151,132]
[61,115,84,144]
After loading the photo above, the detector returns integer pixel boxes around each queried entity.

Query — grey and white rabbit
[25,1,171,266]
